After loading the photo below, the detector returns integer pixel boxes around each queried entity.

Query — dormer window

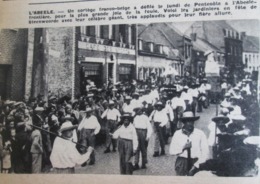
[147,42,154,52]
[138,39,143,50]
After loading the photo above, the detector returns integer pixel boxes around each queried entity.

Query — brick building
[76,24,137,93]
[25,27,75,101]
[186,20,244,83]
[190,35,225,77]
[242,34,260,73]
[0,29,28,101]
[24,25,137,100]
[137,24,182,81]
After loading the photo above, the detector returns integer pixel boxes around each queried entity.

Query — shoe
[104,149,111,153]
[81,162,87,167]
[133,164,140,170]
[88,160,95,165]
[160,150,165,155]
[141,164,146,169]
[153,152,159,157]
[112,148,117,152]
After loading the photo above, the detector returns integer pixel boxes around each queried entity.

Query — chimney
[190,33,197,41]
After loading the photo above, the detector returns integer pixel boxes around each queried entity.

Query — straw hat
[84,107,93,113]
[154,101,164,108]
[180,111,200,122]
[4,100,15,106]
[108,100,115,105]
[243,136,260,147]
[59,121,77,133]
[34,106,44,112]
[121,113,133,122]
[229,114,246,121]
[212,116,230,124]
[125,96,132,100]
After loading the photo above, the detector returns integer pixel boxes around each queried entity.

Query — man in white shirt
[229,97,242,116]
[181,86,193,111]
[133,107,153,169]
[169,111,209,176]
[122,96,134,115]
[50,121,94,173]
[149,101,168,157]
[101,100,121,153]
[220,93,232,108]
[131,92,142,110]
[221,79,228,100]
[188,83,199,116]
[113,113,138,175]
[150,85,160,105]
[171,90,186,131]
[77,107,101,165]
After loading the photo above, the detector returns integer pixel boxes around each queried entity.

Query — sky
[173,19,260,37]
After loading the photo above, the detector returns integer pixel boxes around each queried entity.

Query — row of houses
[0,20,259,101]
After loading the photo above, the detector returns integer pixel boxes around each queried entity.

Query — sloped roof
[193,37,223,53]
[185,20,239,52]
[138,23,184,60]
[243,35,259,53]
[138,24,171,47]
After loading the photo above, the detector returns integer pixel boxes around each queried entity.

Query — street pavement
[75,104,217,175]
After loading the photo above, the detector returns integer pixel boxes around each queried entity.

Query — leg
[87,132,96,164]
[111,123,117,151]
[158,126,166,155]
[175,157,188,176]
[31,154,42,173]
[105,123,111,152]
[134,145,140,167]
[125,140,134,175]
[153,124,160,157]
[139,131,148,168]
[118,139,126,174]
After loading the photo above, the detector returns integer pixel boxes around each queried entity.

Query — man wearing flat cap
[50,121,94,173]
[169,111,209,176]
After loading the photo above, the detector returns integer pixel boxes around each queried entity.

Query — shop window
[119,25,127,43]
[86,26,95,37]
[100,25,109,39]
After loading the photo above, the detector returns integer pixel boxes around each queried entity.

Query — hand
[43,123,49,129]
[188,166,199,176]
[183,141,192,151]
[91,132,95,137]
[87,146,94,153]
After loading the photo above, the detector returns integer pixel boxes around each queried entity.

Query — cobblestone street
[75,105,216,175]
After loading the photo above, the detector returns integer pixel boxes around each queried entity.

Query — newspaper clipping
[0,0,260,183]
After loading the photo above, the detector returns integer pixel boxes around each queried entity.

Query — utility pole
[42,28,49,103]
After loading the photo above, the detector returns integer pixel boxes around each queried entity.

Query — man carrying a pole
[169,111,209,176]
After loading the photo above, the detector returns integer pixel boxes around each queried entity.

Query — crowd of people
[0,74,259,176]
